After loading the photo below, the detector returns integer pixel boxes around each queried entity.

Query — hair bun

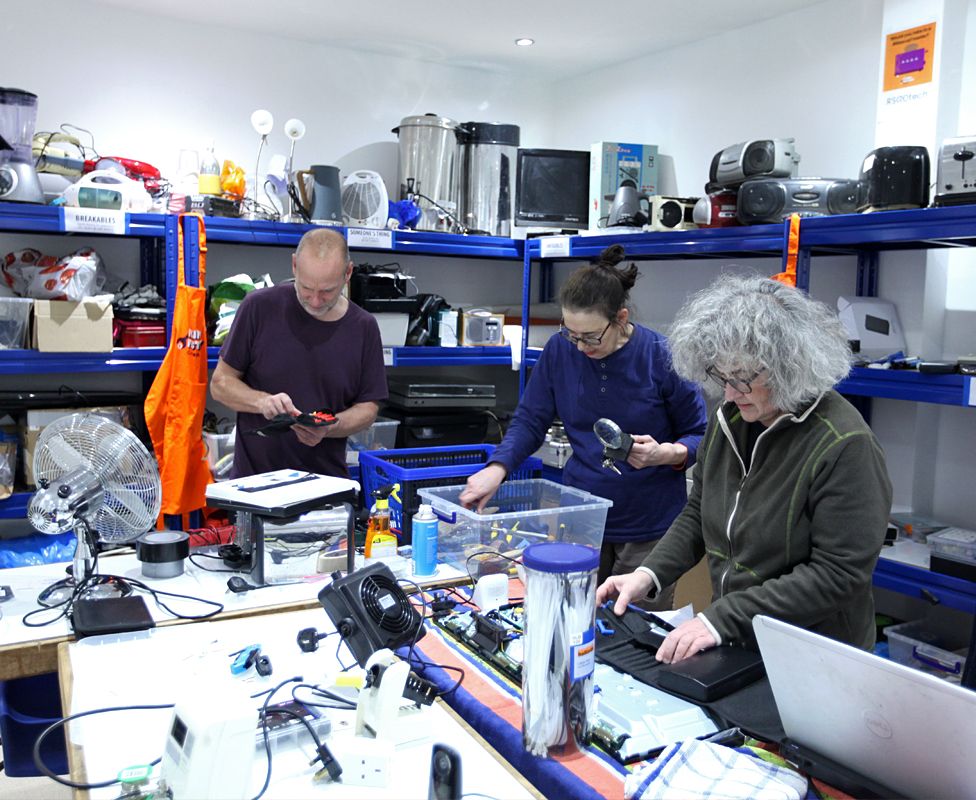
[597,243,626,268]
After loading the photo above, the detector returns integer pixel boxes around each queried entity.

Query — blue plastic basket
[358,444,543,542]
[0,672,68,777]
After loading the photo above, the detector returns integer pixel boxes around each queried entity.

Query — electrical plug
[311,742,342,782]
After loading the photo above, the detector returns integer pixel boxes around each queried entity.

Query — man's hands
[458,463,507,511]
[626,435,687,469]
[597,570,718,664]
[258,392,299,420]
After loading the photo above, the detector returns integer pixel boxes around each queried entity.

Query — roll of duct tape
[137,531,190,579]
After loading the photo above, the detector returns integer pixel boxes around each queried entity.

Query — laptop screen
[753,614,976,800]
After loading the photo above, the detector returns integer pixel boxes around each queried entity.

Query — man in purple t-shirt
[210,228,388,478]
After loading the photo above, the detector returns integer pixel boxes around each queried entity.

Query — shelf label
[348,228,393,249]
[539,236,570,258]
[62,207,126,235]
[967,376,976,407]
[382,346,394,366]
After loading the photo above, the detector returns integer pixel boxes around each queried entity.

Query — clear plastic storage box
[346,416,400,465]
[418,478,612,576]
[883,618,970,682]
[0,297,33,349]
[927,527,976,564]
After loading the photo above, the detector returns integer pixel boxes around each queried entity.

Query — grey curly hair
[668,273,852,411]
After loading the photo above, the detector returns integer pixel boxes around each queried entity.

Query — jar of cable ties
[521,542,599,757]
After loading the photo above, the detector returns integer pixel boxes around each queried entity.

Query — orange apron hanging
[771,213,801,287]
[144,213,212,523]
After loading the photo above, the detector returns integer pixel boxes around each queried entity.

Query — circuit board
[434,603,524,684]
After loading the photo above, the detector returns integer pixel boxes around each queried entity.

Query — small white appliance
[644,196,699,231]
[342,170,389,228]
[836,296,905,360]
[61,170,153,212]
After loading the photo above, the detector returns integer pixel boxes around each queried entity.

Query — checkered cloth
[625,739,811,800]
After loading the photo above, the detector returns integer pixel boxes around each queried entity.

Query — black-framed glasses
[705,365,763,394]
[559,318,613,347]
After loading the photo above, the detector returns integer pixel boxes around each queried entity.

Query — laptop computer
[753,614,976,800]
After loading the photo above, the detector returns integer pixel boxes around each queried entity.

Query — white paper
[347,227,393,249]
[62,207,126,235]
[539,236,570,258]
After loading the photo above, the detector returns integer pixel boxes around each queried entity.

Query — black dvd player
[386,378,496,409]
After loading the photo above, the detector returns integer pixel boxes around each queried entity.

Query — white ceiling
[87,0,829,80]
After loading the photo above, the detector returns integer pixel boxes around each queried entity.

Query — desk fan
[28,413,161,585]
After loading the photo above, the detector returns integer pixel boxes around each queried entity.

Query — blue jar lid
[522,542,599,574]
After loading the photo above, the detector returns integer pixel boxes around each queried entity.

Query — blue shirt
[491,324,707,543]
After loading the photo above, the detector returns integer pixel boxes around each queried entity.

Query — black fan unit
[317,562,425,666]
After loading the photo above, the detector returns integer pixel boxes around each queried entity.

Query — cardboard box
[589,141,659,230]
[32,296,114,352]
[20,407,129,488]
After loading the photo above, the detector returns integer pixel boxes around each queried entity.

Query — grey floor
[0,771,70,799]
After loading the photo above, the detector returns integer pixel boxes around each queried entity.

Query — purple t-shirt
[219,283,388,478]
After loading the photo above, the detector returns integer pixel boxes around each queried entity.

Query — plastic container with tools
[418,478,612,577]
[883,618,970,682]
[358,444,542,543]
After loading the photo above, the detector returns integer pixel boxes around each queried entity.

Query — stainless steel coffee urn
[392,114,462,232]
[458,122,520,237]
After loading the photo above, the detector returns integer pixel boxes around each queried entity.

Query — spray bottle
[411,503,439,577]
[364,485,397,561]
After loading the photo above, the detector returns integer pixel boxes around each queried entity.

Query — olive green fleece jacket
[642,390,892,650]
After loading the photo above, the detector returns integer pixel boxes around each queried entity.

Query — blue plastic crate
[359,444,542,543]
[0,672,68,777]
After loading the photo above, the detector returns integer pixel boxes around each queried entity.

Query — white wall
[543,0,884,194]
[0,0,550,201]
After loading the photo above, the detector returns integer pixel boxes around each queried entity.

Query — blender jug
[0,88,45,204]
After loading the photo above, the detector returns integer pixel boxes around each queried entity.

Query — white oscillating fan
[341,170,389,228]
[29,413,161,584]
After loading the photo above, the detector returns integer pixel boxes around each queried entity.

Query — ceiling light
[515,38,535,47]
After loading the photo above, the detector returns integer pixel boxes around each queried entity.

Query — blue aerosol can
[412,503,439,577]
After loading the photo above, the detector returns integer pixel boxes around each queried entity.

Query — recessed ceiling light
[515,38,535,47]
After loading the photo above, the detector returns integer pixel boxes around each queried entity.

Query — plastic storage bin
[0,297,33,349]
[203,430,235,472]
[927,527,976,581]
[346,416,401,465]
[883,619,970,682]
[359,444,542,542]
[0,672,69,776]
[419,478,612,577]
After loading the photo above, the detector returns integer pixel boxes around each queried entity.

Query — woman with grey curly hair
[598,273,892,663]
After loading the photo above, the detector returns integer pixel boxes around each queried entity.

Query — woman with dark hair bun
[459,245,707,608]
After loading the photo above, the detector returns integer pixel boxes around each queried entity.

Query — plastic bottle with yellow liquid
[364,486,397,561]
[198,141,221,195]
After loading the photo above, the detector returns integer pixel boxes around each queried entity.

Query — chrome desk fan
[28,414,161,584]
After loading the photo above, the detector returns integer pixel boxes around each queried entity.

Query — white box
[589,142,659,230]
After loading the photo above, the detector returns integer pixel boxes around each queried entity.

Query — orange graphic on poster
[883,22,936,92]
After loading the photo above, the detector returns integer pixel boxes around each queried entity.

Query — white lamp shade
[284,118,306,140]
[250,109,274,136]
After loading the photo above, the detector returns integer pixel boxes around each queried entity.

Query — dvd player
[386,378,496,409]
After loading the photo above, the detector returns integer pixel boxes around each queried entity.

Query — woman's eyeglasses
[559,319,612,347]
[705,366,763,394]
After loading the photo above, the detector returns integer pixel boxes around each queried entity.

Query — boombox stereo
[692,190,739,228]
[644,196,699,231]
[736,177,861,225]
[460,309,504,346]
[857,146,930,212]
[933,136,976,207]
[708,138,801,191]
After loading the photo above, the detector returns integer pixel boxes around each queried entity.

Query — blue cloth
[491,325,707,542]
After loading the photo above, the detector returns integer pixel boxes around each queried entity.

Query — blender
[0,88,45,204]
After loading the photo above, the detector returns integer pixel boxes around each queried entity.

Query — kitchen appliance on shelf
[856,146,930,212]
[0,88,45,204]
[458,121,520,237]
[605,180,650,227]
[933,135,976,207]
[392,113,463,232]
[296,164,343,226]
